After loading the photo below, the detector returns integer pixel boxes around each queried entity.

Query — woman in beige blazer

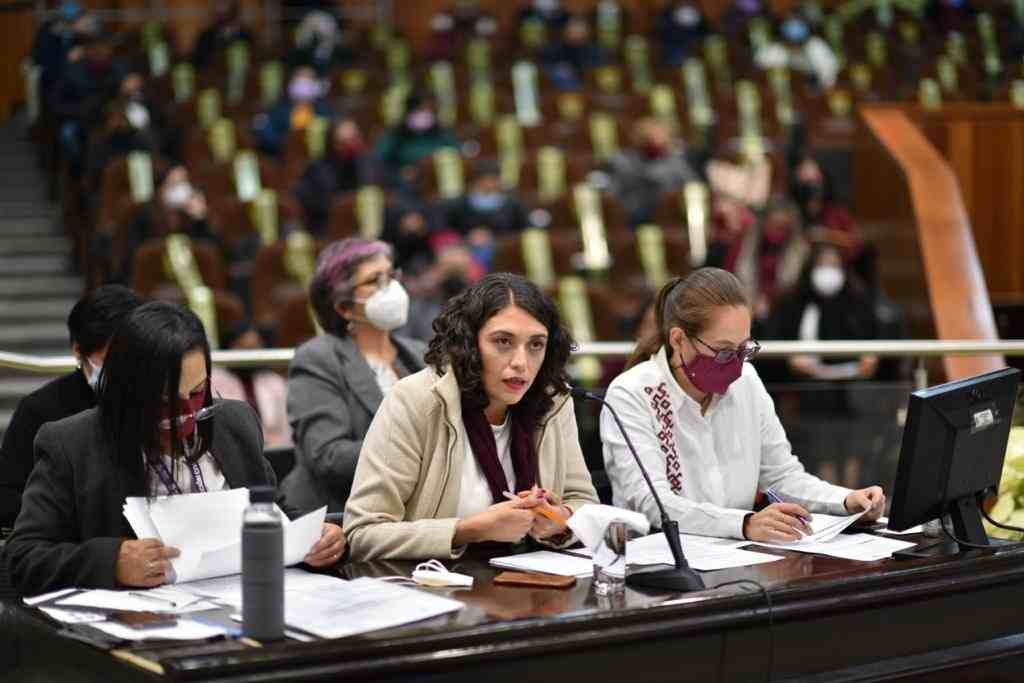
[344,273,599,560]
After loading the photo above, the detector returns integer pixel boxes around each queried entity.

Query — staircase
[0,114,82,441]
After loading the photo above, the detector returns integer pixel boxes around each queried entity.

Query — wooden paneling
[861,105,1004,380]
[0,3,36,121]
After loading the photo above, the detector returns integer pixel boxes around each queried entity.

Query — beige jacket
[344,368,599,560]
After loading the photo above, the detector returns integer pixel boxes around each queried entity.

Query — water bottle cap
[249,486,275,503]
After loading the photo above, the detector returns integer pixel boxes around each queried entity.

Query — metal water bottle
[242,486,284,640]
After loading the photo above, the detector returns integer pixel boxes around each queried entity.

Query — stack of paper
[756,533,916,561]
[625,532,783,572]
[123,488,326,583]
[490,551,595,577]
[183,570,464,640]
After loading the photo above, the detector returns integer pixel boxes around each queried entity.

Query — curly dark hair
[424,273,576,424]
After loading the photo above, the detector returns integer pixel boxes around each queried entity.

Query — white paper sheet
[756,533,916,561]
[56,586,208,613]
[777,511,866,546]
[179,568,347,608]
[281,577,464,640]
[876,516,924,536]
[39,607,108,624]
[489,550,596,577]
[122,488,326,583]
[89,618,228,641]
[626,532,783,572]
[23,587,78,606]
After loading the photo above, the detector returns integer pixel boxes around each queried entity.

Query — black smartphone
[108,611,179,630]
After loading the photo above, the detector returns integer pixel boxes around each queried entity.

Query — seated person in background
[254,65,335,158]
[789,153,875,290]
[210,324,292,448]
[287,10,353,75]
[292,117,370,235]
[119,164,222,281]
[381,199,436,278]
[283,239,426,515]
[605,118,698,227]
[600,268,885,543]
[766,241,879,381]
[86,70,167,178]
[4,302,344,596]
[719,0,773,38]
[374,93,458,189]
[0,285,143,529]
[192,0,253,69]
[656,1,709,66]
[519,0,571,33]
[437,161,532,272]
[541,14,607,90]
[344,273,599,561]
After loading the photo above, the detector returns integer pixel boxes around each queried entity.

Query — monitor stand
[893,495,1000,560]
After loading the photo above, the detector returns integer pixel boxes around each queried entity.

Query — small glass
[593,521,628,596]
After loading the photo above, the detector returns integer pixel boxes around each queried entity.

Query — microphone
[571,387,705,592]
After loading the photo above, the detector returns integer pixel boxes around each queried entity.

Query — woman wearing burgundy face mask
[4,302,344,596]
[600,268,886,544]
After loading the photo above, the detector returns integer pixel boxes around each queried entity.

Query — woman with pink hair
[281,238,426,514]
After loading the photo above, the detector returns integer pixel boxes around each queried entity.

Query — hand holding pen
[503,487,571,540]
[742,489,813,543]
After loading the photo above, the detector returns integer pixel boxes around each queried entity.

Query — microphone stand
[572,388,705,592]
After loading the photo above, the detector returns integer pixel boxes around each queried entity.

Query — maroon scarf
[461,397,538,503]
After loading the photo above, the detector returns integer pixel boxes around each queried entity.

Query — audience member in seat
[293,118,370,234]
[374,93,458,189]
[86,71,168,178]
[437,161,532,272]
[120,165,222,281]
[3,302,344,596]
[0,285,144,529]
[283,239,426,515]
[254,65,335,158]
[600,268,885,544]
[210,324,292,448]
[605,117,699,227]
[761,243,882,486]
[192,0,253,69]
[344,273,599,561]
[656,1,709,65]
[520,0,571,34]
[49,32,115,175]
[287,10,353,75]
[541,14,607,90]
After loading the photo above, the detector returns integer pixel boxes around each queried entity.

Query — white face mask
[162,182,193,209]
[359,280,410,332]
[811,265,845,298]
[84,357,103,391]
[125,101,150,129]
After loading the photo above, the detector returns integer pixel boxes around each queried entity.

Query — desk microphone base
[626,567,706,592]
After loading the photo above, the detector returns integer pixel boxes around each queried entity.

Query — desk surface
[5,537,1024,682]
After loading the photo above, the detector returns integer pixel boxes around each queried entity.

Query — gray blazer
[283,333,426,514]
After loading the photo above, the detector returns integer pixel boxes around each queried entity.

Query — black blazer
[0,370,96,528]
[3,400,292,596]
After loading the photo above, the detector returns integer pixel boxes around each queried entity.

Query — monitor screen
[889,367,1020,545]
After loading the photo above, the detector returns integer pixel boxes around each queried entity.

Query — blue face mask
[781,18,809,43]
[469,192,505,212]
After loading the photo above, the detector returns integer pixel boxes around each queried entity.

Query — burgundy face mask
[677,345,743,395]
[159,391,206,453]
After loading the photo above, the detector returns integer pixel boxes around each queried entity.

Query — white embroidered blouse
[600,347,852,539]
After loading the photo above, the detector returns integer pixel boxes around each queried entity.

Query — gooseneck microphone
[571,387,705,592]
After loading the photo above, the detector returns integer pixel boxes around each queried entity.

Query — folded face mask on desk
[411,560,474,588]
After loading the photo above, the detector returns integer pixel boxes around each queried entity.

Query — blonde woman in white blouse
[601,268,886,543]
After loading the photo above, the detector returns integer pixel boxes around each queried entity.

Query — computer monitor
[889,367,1021,550]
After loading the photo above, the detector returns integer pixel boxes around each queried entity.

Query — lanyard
[149,456,208,496]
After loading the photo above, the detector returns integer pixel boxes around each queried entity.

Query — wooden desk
[4,539,1024,682]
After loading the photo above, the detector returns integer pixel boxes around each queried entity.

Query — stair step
[0,236,70,256]
[0,255,69,276]
[0,322,68,346]
[0,377,51,402]
[0,275,81,298]
[0,298,74,321]
[0,219,61,237]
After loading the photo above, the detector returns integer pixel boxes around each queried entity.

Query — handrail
[3,340,1024,374]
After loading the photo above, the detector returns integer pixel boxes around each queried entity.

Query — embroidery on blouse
[644,382,683,494]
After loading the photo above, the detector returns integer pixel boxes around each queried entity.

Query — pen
[764,488,812,526]
[502,490,569,528]
[127,591,179,608]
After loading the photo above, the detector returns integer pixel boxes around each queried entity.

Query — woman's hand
[303,523,346,567]
[844,486,886,522]
[454,498,538,546]
[516,487,572,540]
[743,503,813,543]
[115,538,180,587]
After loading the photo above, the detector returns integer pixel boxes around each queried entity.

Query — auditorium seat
[130,237,228,297]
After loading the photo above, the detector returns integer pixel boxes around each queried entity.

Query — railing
[1,340,1020,374]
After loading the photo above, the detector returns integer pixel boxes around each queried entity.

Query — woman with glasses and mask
[344,273,598,560]
[4,302,345,596]
[601,268,885,544]
[283,238,426,516]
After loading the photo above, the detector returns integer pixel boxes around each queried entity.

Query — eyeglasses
[352,267,402,292]
[157,403,219,431]
[692,335,761,365]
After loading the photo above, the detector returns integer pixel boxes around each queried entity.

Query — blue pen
[764,488,812,527]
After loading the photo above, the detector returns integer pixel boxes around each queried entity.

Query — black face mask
[440,275,469,300]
